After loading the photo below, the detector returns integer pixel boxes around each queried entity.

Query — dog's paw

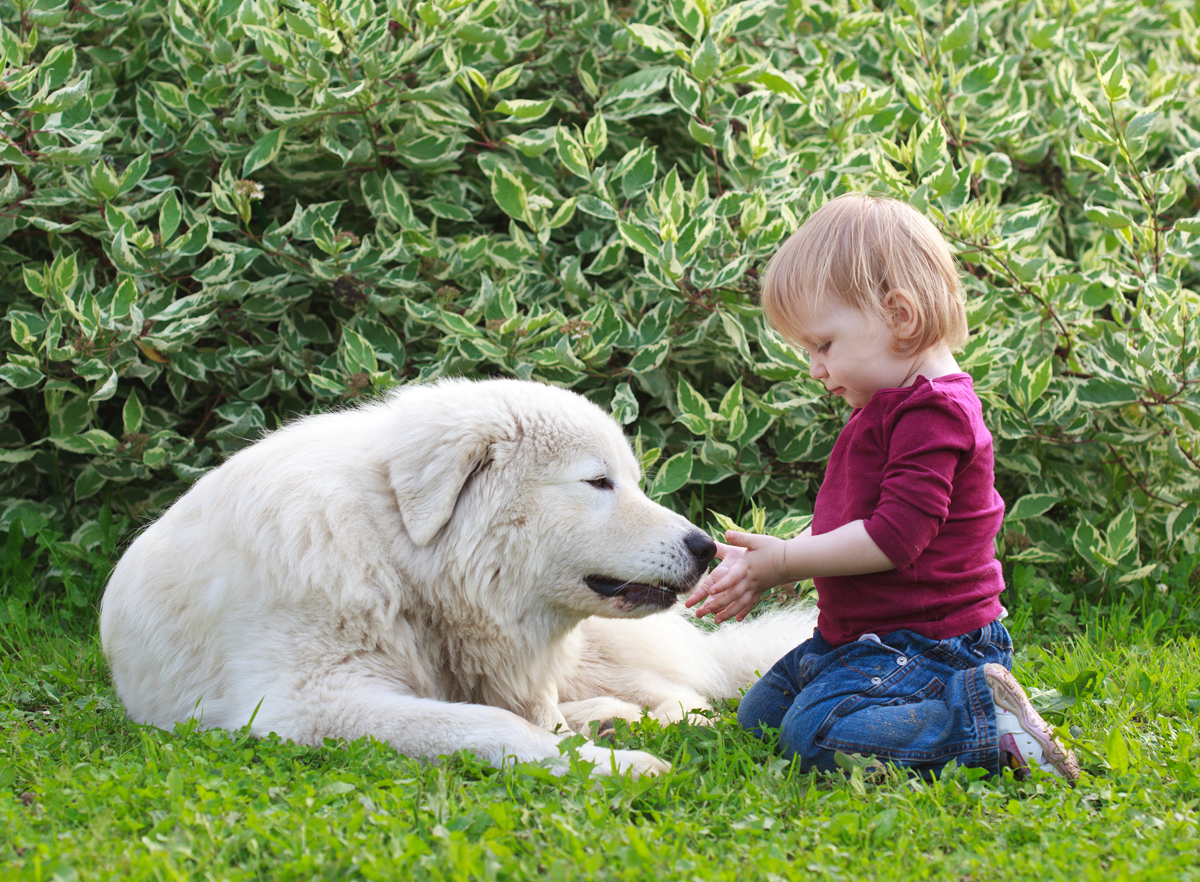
[580,744,671,777]
[647,691,713,726]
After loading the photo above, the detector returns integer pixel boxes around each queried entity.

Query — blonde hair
[760,194,968,356]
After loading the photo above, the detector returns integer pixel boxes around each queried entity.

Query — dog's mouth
[585,576,680,609]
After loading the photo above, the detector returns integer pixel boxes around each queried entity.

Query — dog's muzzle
[584,530,716,609]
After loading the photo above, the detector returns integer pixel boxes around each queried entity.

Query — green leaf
[627,338,669,373]
[1101,59,1130,102]
[1106,726,1129,774]
[0,362,44,389]
[51,252,78,296]
[159,190,181,241]
[583,113,608,160]
[585,240,624,274]
[339,328,378,375]
[548,198,577,229]
[688,118,716,145]
[0,449,38,464]
[669,0,705,41]
[755,70,802,100]
[1072,517,1109,572]
[676,374,713,422]
[1167,504,1199,548]
[978,153,1012,184]
[243,128,286,176]
[0,168,19,203]
[439,311,483,338]
[1077,378,1138,406]
[690,37,721,81]
[123,390,144,435]
[1084,203,1132,229]
[554,126,591,179]
[617,219,659,255]
[32,72,90,113]
[1106,505,1137,561]
[669,71,702,115]
[576,195,618,220]
[650,450,693,497]
[626,23,684,55]
[427,200,474,221]
[39,44,77,89]
[1024,358,1052,406]
[599,66,675,106]
[718,380,744,421]
[1007,493,1059,521]
[490,167,529,224]
[620,146,657,199]
[494,98,555,122]
[118,153,151,195]
[89,369,118,403]
[610,382,639,425]
[90,159,120,200]
[938,4,977,53]
[913,119,948,178]
[491,64,525,93]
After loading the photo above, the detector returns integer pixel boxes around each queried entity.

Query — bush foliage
[3,0,1200,605]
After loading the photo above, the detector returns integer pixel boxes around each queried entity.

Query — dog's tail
[678,603,818,700]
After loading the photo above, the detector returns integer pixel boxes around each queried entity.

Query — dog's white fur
[100,379,815,776]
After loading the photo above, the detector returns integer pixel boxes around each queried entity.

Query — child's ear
[885,289,920,341]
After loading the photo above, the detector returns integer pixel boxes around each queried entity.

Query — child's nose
[808,359,827,379]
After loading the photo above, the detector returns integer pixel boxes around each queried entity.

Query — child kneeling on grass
[687,194,1079,783]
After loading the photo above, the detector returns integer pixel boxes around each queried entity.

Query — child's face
[798,300,914,408]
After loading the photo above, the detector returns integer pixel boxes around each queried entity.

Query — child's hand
[684,541,746,615]
[684,531,788,623]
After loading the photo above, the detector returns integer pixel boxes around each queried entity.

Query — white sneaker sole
[984,663,1080,784]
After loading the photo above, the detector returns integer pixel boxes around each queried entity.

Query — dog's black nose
[684,531,717,566]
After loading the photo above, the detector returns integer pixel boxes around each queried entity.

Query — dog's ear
[389,429,493,547]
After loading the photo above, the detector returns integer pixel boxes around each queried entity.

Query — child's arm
[684,521,893,623]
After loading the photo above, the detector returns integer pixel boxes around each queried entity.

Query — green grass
[4,533,1200,880]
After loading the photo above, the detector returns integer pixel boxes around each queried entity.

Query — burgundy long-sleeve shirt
[811,373,1005,647]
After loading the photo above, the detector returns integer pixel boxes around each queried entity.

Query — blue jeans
[737,620,1014,777]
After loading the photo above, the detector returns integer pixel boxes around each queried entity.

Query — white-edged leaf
[1007,493,1060,521]
[243,127,286,175]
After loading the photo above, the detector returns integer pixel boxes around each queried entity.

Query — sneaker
[984,663,1080,784]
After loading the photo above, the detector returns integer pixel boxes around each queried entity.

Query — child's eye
[817,342,831,353]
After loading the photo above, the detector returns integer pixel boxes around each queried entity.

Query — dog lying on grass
[100,379,815,776]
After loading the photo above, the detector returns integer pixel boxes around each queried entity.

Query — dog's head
[381,379,716,619]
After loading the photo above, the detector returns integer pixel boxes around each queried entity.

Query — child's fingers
[694,581,738,619]
[703,580,749,618]
[724,530,761,549]
[683,581,710,609]
[684,570,718,608]
[700,567,742,601]
[712,540,741,560]
[717,591,758,624]
[723,531,747,547]
[712,592,741,623]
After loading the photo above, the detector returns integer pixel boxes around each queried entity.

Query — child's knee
[737,685,789,736]
[774,706,825,765]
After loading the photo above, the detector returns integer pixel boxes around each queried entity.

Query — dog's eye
[585,476,613,490]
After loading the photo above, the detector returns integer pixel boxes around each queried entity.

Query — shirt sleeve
[862,396,975,569]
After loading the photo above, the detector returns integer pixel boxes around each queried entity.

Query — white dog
[100,379,815,776]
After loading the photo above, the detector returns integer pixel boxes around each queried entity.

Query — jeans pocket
[988,620,1013,656]
[794,652,822,690]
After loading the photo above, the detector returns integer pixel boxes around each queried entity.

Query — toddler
[687,194,1079,782]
